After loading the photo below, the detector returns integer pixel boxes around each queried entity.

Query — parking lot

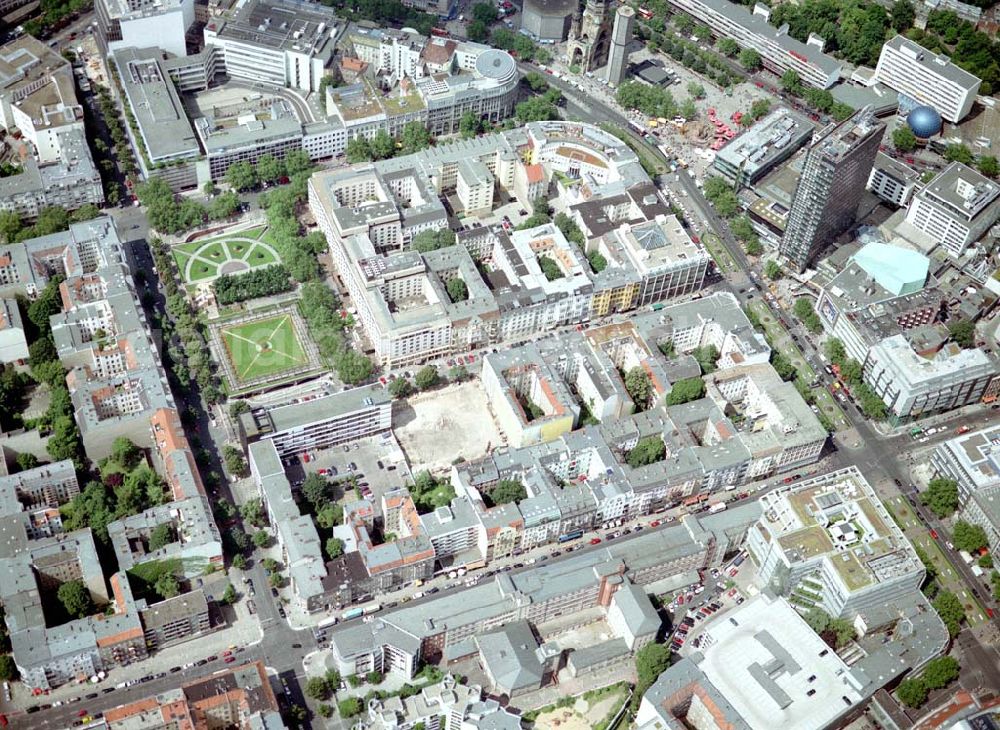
[665,553,754,655]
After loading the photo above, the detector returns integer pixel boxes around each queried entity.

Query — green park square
[220,315,308,382]
[171,227,278,284]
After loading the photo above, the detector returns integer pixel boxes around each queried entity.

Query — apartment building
[102,661,282,729]
[748,467,926,619]
[310,122,707,366]
[0,297,27,364]
[238,383,391,458]
[663,0,842,88]
[874,36,981,123]
[358,675,522,730]
[0,37,104,218]
[903,162,1000,259]
[327,504,759,679]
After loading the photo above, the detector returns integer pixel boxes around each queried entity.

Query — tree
[414,365,439,390]
[306,676,332,701]
[780,69,801,92]
[257,154,285,183]
[0,655,17,681]
[284,150,313,176]
[241,498,265,527]
[922,656,960,689]
[232,554,247,570]
[155,573,180,599]
[952,521,988,553]
[932,590,965,637]
[692,345,720,374]
[587,250,607,273]
[221,583,237,605]
[346,137,373,163]
[339,698,363,718]
[739,48,762,69]
[15,452,39,472]
[686,81,705,99]
[764,260,783,280]
[459,111,483,139]
[980,554,994,569]
[625,367,652,410]
[666,377,706,405]
[891,0,915,31]
[627,436,666,468]
[717,38,739,57]
[449,364,469,382]
[948,319,975,348]
[326,537,345,560]
[225,161,258,192]
[401,122,432,154]
[944,143,974,165]
[302,473,330,510]
[897,677,928,707]
[892,126,917,152]
[371,130,395,160]
[269,572,283,589]
[490,479,526,505]
[412,228,456,253]
[977,155,999,178]
[58,580,93,619]
[253,530,271,549]
[223,445,248,477]
[389,378,413,399]
[203,181,217,197]
[148,523,176,551]
[229,400,250,419]
[446,278,468,302]
[634,642,671,700]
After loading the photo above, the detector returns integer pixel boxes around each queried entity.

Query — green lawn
[221,315,308,382]
[172,227,278,284]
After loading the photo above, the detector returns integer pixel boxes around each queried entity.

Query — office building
[96,0,195,57]
[748,467,926,619]
[903,162,1000,259]
[112,47,201,190]
[663,0,842,88]
[203,0,341,93]
[867,152,922,208]
[712,107,813,189]
[780,109,883,271]
[605,6,634,86]
[636,590,947,730]
[958,484,1000,555]
[931,424,1000,502]
[238,383,391,457]
[874,36,981,123]
[863,335,998,422]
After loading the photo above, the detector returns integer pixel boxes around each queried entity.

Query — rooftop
[917,161,1000,223]
[882,35,982,91]
[697,592,865,730]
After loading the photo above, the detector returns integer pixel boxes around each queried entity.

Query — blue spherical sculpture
[907,106,943,139]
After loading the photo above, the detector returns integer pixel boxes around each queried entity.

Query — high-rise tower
[780,108,884,271]
[605,5,634,86]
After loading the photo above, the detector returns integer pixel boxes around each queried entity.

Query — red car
[649,520,661,528]
[468,354,475,362]
[589,537,602,545]
[379,376,387,385]
[224,656,236,663]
